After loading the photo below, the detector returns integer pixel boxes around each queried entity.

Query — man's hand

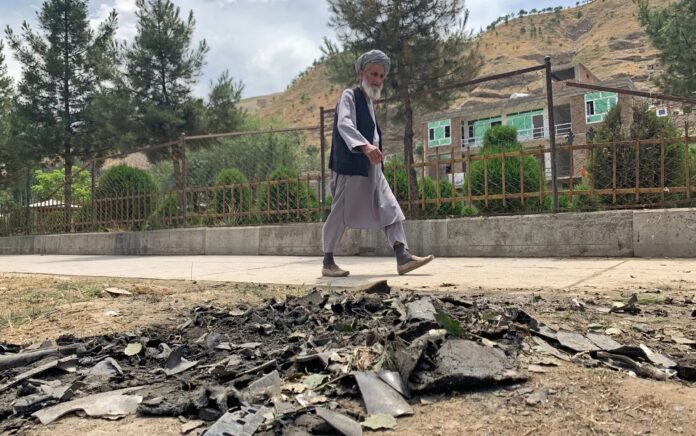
[361,143,383,164]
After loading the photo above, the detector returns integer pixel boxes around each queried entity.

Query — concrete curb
[1,209,693,257]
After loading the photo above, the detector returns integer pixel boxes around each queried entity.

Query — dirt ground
[1,273,695,436]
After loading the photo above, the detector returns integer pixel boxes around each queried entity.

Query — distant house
[418,63,637,186]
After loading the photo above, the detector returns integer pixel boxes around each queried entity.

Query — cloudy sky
[1,0,582,99]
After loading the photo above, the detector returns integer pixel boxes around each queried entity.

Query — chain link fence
[0,126,325,236]
[321,60,696,219]
[3,58,696,237]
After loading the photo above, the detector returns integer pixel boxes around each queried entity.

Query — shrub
[418,177,464,218]
[384,159,465,218]
[463,125,543,213]
[207,168,257,226]
[589,104,684,206]
[568,184,602,211]
[213,168,252,215]
[147,193,178,229]
[95,165,157,229]
[258,167,319,223]
[37,210,65,234]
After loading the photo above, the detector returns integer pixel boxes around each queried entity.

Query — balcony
[461,123,573,148]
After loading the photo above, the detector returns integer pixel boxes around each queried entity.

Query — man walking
[322,49,434,277]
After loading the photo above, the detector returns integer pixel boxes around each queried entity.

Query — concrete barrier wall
[0,209,693,257]
[633,209,696,257]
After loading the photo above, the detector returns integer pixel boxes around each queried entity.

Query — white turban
[354,49,390,75]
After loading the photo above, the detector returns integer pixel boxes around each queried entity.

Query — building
[418,63,637,187]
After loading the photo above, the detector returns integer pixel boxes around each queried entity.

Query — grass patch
[0,281,106,336]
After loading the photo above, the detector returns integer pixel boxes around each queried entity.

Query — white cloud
[1,0,581,99]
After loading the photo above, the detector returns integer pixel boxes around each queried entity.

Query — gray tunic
[329,88,405,230]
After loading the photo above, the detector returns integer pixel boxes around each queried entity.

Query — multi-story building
[418,63,637,187]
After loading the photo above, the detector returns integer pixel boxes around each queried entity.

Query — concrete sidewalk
[1,255,695,291]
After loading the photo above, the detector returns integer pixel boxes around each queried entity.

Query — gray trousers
[322,211,407,253]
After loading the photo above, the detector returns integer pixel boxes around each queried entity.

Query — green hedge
[383,160,466,218]
[589,104,684,205]
[213,168,252,216]
[257,167,319,223]
[464,125,544,213]
[95,165,157,228]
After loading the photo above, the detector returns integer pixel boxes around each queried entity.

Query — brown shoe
[397,254,434,275]
[322,264,350,277]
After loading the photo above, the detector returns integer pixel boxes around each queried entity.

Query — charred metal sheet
[586,333,622,351]
[378,370,409,398]
[0,355,77,393]
[204,405,269,436]
[32,387,144,424]
[531,337,570,362]
[244,370,281,402]
[0,344,84,371]
[164,347,199,376]
[353,372,413,417]
[412,340,524,393]
[556,331,600,353]
[638,344,677,368]
[316,407,362,436]
[406,298,437,322]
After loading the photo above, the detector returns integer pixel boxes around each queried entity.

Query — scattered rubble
[0,284,694,434]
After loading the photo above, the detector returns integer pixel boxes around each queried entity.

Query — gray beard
[361,78,382,100]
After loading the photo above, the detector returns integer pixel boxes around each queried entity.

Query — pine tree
[124,0,209,200]
[207,70,245,134]
[637,0,696,97]
[323,0,482,214]
[5,0,117,228]
[0,41,12,169]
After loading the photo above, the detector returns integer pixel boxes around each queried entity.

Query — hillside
[240,0,670,128]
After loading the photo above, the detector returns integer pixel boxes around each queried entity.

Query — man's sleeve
[336,89,369,153]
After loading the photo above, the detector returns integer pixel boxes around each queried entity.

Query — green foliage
[147,193,178,229]
[384,158,465,218]
[383,159,409,202]
[637,0,696,97]
[124,0,210,202]
[151,116,317,190]
[463,125,543,213]
[569,184,601,211]
[0,40,12,166]
[95,165,157,227]
[419,177,464,218]
[207,70,245,133]
[589,104,684,205]
[31,169,91,203]
[4,0,118,207]
[323,0,483,197]
[213,168,253,224]
[258,167,318,223]
[37,210,64,234]
[435,312,466,337]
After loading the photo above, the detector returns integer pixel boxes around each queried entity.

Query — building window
[427,119,452,147]
[585,91,618,124]
[506,109,544,141]
[464,116,502,147]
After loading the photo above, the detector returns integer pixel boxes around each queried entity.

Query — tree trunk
[403,95,419,219]
[64,153,72,233]
[62,7,72,233]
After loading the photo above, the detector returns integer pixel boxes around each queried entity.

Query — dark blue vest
[329,87,382,177]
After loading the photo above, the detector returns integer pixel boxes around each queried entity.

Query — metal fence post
[319,106,327,220]
[544,56,559,212]
[91,160,96,231]
[181,133,188,226]
[24,168,31,234]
